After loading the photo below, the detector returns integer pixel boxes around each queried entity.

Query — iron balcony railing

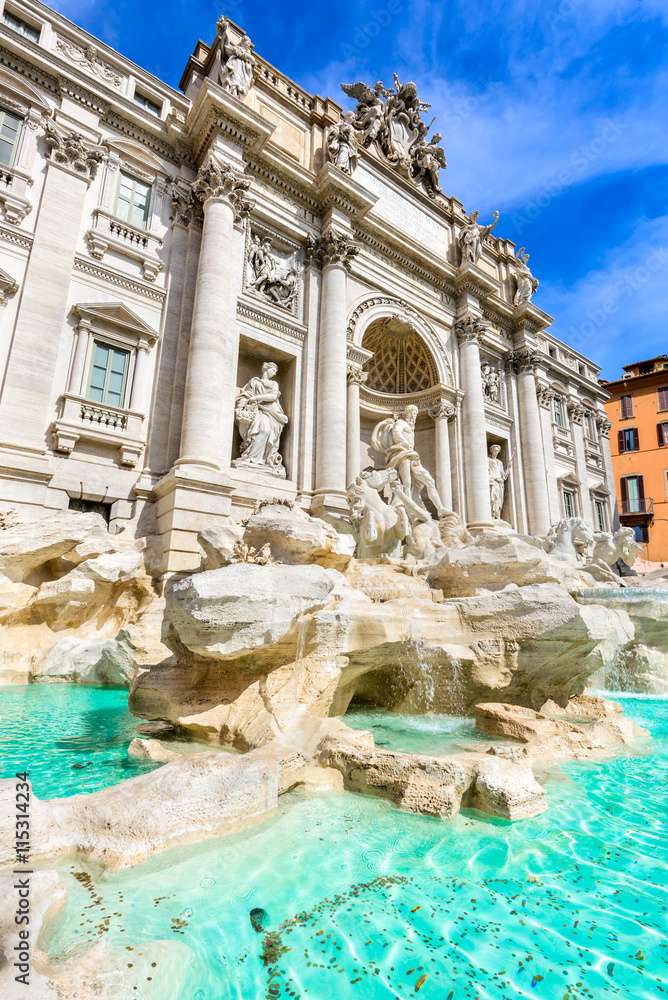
[620,498,654,516]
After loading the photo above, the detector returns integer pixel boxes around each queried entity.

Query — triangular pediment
[73,302,158,342]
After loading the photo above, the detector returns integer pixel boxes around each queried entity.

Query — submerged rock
[471,756,547,820]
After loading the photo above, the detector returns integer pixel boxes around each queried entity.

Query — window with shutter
[620,394,633,419]
[658,423,668,447]
[658,387,668,411]
[620,428,639,452]
[0,107,21,167]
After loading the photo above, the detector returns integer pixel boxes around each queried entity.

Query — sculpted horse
[347,468,410,559]
[545,517,594,564]
[586,526,641,582]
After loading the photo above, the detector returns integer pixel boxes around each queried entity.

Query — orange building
[603,355,668,563]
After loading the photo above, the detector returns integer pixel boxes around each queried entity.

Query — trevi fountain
[0,7,666,1000]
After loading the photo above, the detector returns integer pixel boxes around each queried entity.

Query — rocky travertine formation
[0,510,156,685]
[241,501,355,569]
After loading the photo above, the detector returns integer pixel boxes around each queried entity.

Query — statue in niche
[370,405,447,518]
[458,209,500,266]
[513,248,539,307]
[247,235,300,310]
[326,119,358,175]
[481,362,501,404]
[488,444,509,520]
[216,17,254,98]
[233,362,288,478]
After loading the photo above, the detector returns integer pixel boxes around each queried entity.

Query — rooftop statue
[341,76,447,197]
[459,209,500,266]
[216,17,254,97]
[326,119,359,175]
[513,247,539,307]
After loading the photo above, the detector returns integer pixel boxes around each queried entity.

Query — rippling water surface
[0,684,159,797]
[41,695,668,999]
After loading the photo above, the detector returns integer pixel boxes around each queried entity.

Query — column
[514,348,552,536]
[346,363,367,486]
[428,399,455,510]
[313,230,358,500]
[596,414,617,528]
[568,400,593,525]
[176,158,252,472]
[130,342,151,412]
[68,318,92,396]
[535,381,560,526]
[455,315,493,526]
[0,122,104,451]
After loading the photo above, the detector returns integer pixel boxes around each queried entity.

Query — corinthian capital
[306,229,358,270]
[42,119,105,181]
[346,363,368,385]
[567,400,585,424]
[454,314,487,344]
[192,157,254,220]
[536,382,555,408]
[595,413,612,437]
[428,399,456,421]
[508,348,540,373]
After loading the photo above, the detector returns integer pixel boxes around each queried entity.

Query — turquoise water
[346,707,489,755]
[42,695,668,999]
[0,684,160,798]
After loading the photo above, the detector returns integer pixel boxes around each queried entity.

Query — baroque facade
[0,3,614,574]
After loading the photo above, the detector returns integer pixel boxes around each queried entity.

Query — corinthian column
[176,158,252,472]
[428,399,455,510]
[346,363,367,486]
[513,348,551,536]
[455,316,493,526]
[311,230,358,501]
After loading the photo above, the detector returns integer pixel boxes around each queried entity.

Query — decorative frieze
[42,120,105,181]
[191,157,254,220]
[73,255,166,302]
[55,36,123,88]
[306,230,358,270]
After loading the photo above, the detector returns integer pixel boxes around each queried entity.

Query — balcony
[0,162,33,225]
[620,498,654,518]
[85,208,163,281]
[53,393,145,468]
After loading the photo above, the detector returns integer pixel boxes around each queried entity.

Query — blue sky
[51,0,668,379]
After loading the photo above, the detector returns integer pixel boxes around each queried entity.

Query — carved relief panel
[243,225,303,319]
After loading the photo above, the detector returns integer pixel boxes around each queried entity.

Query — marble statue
[458,209,500,265]
[326,119,358,175]
[370,405,447,518]
[247,235,300,309]
[341,75,446,195]
[488,445,509,520]
[545,517,594,563]
[216,17,254,97]
[233,362,288,477]
[347,468,410,560]
[481,363,501,404]
[586,526,642,582]
[513,248,539,307]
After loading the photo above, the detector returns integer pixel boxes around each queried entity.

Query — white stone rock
[198,520,245,570]
[38,636,135,686]
[243,502,355,569]
[472,756,547,819]
[0,511,109,583]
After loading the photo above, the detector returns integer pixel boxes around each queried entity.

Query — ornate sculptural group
[513,248,539,307]
[458,209,500,266]
[246,235,300,310]
[216,17,254,98]
[233,361,288,478]
[544,517,640,580]
[340,76,446,197]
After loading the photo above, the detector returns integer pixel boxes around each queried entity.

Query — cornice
[73,255,166,302]
[0,224,33,251]
[237,298,307,343]
[187,80,274,165]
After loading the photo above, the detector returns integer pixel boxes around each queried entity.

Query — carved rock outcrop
[242,502,355,569]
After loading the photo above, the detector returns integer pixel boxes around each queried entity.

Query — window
[621,475,645,514]
[618,427,639,453]
[578,363,586,375]
[658,386,668,411]
[133,90,162,117]
[658,423,668,447]
[633,523,649,544]
[594,498,607,532]
[0,107,21,166]
[664,470,668,499]
[2,9,40,42]
[639,363,653,375]
[563,488,577,518]
[87,341,130,408]
[553,396,566,429]
[548,346,557,359]
[585,412,597,441]
[115,171,151,229]
[620,394,633,419]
